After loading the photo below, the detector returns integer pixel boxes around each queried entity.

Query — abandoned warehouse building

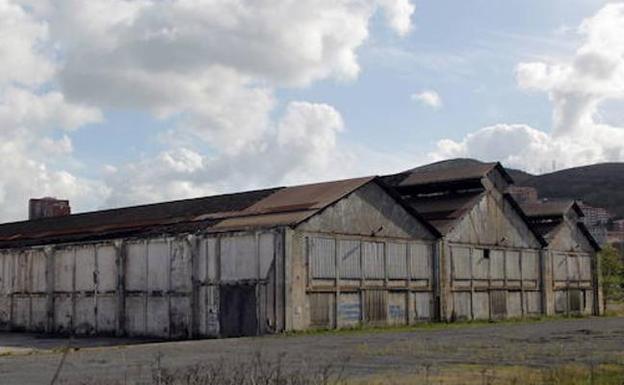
[522,200,602,315]
[0,162,603,339]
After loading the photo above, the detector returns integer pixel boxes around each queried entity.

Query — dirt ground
[0,316,623,385]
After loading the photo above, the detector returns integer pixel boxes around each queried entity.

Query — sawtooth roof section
[0,176,377,249]
[403,190,485,235]
[521,200,584,219]
[521,200,599,251]
[385,161,513,188]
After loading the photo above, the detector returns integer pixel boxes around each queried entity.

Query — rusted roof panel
[399,163,500,187]
[241,176,375,215]
[0,176,377,249]
[521,200,583,218]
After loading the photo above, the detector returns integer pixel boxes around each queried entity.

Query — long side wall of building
[0,230,284,338]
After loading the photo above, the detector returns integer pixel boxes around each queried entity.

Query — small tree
[599,244,624,310]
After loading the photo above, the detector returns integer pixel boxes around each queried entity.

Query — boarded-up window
[489,249,505,280]
[522,251,539,281]
[472,249,489,280]
[309,237,336,279]
[338,240,361,279]
[505,251,521,280]
[363,242,385,279]
[451,246,471,280]
[579,255,592,281]
[410,243,431,280]
[386,243,407,279]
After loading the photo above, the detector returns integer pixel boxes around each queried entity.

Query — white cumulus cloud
[411,90,442,109]
[0,0,416,220]
[432,2,624,173]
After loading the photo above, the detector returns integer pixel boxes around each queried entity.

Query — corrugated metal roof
[521,201,579,218]
[0,177,377,248]
[390,162,513,188]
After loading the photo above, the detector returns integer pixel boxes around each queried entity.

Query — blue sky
[1,0,623,220]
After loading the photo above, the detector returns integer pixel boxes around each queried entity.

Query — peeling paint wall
[544,220,601,316]
[0,230,283,338]
[441,192,544,321]
[291,182,437,331]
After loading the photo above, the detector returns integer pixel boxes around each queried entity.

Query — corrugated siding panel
[554,253,567,281]
[387,242,407,279]
[473,292,489,320]
[451,246,471,280]
[0,252,12,294]
[338,239,361,279]
[363,242,385,279]
[310,237,336,279]
[525,291,541,314]
[505,251,521,280]
[507,292,522,318]
[55,248,75,292]
[75,246,96,292]
[259,233,275,279]
[30,250,47,293]
[491,291,507,318]
[221,235,257,280]
[309,293,332,328]
[453,292,471,320]
[364,290,386,323]
[472,249,489,280]
[147,240,169,291]
[522,251,539,280]
[409,243,431,280]
[126,241,147,291]
[555,290,567,313]
[579,255,592,281]
[96,245,117,292]
[490,249,505,280]
[414,292,431,320]
[567,255,580,281]
[170,240,192,292]
[338,293,361,326]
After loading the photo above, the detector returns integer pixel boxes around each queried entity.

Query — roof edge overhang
[503,193,548,247]
[576,222,602,252]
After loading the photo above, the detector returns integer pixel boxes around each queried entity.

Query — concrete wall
[441,191,544,321]
[0,230,283,338]
[290,182,438,331]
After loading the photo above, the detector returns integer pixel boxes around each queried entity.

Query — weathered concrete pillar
[187,235,200,338]
[44,246,55,333]
[541,249,554,316]
[282,228,292,331]
[438,240,452,321]
[114,240,126,336]
[594,252,604,316]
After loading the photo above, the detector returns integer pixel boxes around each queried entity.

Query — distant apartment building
[578,202,613,246]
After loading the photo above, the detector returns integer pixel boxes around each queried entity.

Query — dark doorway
[219,284,258,337]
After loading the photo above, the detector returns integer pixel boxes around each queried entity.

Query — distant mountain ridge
[416,159,624,219]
